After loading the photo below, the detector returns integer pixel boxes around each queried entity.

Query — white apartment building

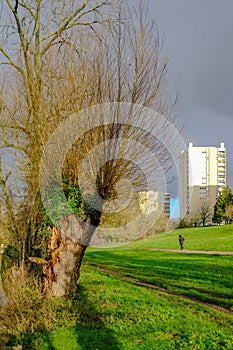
[179,142,226,220]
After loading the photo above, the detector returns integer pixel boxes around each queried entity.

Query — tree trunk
[45,214,99,297]
[51,237,86,298]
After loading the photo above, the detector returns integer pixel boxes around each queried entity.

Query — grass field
[36,267,233,349]
[2,225,233,349]
[118,224,233,251]
[84,250,233,311]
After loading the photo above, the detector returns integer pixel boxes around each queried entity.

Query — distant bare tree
[199,203,210,227]
[225,203,233,223]
[190,211,200,227]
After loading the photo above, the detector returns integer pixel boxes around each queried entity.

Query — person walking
[179,234,185,250]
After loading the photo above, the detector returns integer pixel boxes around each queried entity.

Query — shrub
[0,266,78,347]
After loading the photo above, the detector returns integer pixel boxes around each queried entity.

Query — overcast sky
[147,0,233,192]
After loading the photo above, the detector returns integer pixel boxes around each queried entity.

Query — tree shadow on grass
[1,284,121,350]
[72,285,121,350]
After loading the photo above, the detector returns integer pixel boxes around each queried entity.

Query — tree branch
[0,143,29,155]
[14,0,18,12]
[40,1,109,56]
[0,124,33,138]
[18,1,36,18]
[0,47,26,77]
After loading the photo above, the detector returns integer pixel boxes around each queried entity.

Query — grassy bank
[119,224,233,251]
[1,224,233,348]
[23,267,233,349]
[84,250,233,311]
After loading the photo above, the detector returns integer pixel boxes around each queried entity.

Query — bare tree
[0,0,111,262]
[0,1,181,296]
[190,211,200,227]
[198,203,210,227]
[225,203,233,223]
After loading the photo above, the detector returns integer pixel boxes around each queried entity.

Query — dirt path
[87,264,233,316]
[146,249,233,255]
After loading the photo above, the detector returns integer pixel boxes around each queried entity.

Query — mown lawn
[37,267,233,349]
[84,250,233,311]
[119,224,233,251]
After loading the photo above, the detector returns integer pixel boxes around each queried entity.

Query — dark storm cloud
[149,0,233,117]
[148,0,233,190]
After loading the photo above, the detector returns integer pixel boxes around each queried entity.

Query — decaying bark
[51,214,102,297]
[30,214,100,297]
[50,223,84,297]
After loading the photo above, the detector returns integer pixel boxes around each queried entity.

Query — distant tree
[213,187,233,224]
[189,211,200,227]
[198,203,209,227]
[177,215,190,229]
[154,214,169,233]
[225,203,233,223]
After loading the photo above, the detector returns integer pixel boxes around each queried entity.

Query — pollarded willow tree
[0,0,111,259]
[0,0,182,296]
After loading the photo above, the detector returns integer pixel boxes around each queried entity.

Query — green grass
[84,250,233,311]
[36,267,233,349]
[2,224,233,349]
[2,263,233,349]
[119,224,233,251]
